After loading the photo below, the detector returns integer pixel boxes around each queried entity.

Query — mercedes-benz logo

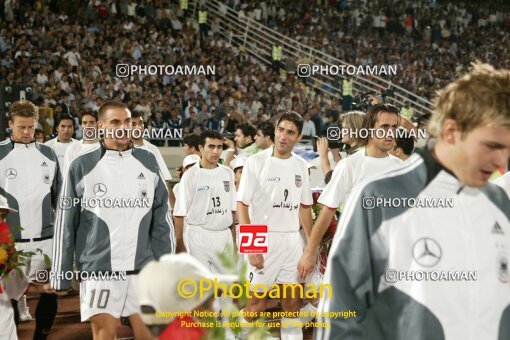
[6,168,17,179]
[93,183,107,197]
[412,237,442,267]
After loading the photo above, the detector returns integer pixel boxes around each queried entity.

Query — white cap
[182,154,201,168]
[137,253,237,325]
[230,156,247,171]
[0,195,17,212]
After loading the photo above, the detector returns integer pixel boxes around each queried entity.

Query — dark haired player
[237,112,313,340]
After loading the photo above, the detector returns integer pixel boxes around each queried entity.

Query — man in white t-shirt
[45,114,78,174]
[237,112,313,340]
[173,130,236,267]
[63,112,100,175]
[130,111,175,207]
[298,104,403,279]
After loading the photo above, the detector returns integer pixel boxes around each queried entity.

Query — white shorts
[247,231,304,290]
[79,275,138,322]
[184,225,234,275]
[15,238,53,280]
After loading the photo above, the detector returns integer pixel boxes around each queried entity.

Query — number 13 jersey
[173,163,237,231]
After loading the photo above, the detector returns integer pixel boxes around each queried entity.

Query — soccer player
[298,104,402,279]
[237,112,313,340]
[173,130,236,266]
[0,100,61,338]
[51,101,175,340]
[254,121,275,150]
[130,111,175,208]
[45,113,78,174]
[182,134,202,156]
[173,130,236,327]
[62,111,100,175]
[316,63,510,339]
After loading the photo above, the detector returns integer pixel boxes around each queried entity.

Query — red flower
[0,222,13,246]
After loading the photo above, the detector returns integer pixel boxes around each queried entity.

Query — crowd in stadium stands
[0,0,343,144]
[234,0,510,101]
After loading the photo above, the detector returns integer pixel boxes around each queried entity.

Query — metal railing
[190,0,433,118]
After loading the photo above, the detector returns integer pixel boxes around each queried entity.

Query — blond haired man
[317,63,510,339]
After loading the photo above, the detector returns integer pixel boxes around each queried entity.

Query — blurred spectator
[301,112,316,138]
[148,111,170,146]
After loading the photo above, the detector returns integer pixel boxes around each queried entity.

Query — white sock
[280,317,303,340]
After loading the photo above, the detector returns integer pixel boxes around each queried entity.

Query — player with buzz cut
[237,112,313,340]
[51,101,175,340]
[62,111,100,175]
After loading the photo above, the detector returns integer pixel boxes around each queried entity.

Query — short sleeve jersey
[173,163,236,230]
[237,147,313,232]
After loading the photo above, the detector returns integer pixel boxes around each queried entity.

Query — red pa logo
[238,225,268,254]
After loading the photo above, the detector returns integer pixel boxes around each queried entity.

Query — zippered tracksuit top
[317,146,510,340]
[51,144,175,291]
[0,139,61,240]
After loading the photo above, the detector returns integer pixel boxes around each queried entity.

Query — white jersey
[45,137,78,174]
[63,140,99,175]
[173,163,236,231]
[318,148,402,209]
[139,140,173,181]
[237,147,313,232]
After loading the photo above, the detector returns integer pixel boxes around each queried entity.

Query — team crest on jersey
[295,175,302,188]
[223,181,230,192]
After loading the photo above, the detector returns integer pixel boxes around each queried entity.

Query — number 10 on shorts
[238,225,268,254]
